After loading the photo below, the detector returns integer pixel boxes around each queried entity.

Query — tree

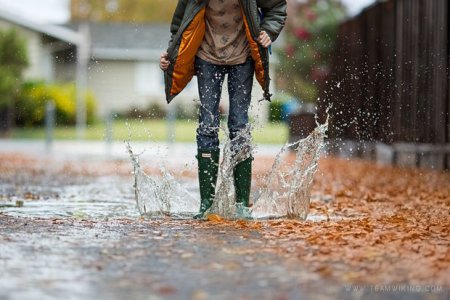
[70,0,178,23]
[0,28,28,133]
[278,0,346,103]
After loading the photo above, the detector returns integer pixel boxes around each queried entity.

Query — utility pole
[76,23,90,139]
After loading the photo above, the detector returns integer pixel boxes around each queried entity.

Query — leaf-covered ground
[0,153,449,299]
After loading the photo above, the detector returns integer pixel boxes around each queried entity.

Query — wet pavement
[1,139,449,300]
[0,139,282,164]
[1,216,320,300]
[2,215,448,300]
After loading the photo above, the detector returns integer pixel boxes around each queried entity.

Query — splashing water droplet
[251,119,328,220]
[126,142,198,218]
[127,116,328,220]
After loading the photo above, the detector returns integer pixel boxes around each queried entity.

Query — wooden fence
[323,0,449,169]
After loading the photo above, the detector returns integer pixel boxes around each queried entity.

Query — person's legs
[194,57,225,219]
[227,58,254,209]
[196,57,225,151]
[227,58,254,142]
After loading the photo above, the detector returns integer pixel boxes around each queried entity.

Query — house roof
[69,22,170,61]
[0,9,82,45]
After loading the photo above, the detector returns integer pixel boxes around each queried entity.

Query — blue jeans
[195,56,255,151]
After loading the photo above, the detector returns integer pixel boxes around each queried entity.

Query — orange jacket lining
[170,7,266,97]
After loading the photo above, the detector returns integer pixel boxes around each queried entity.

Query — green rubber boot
[234,157,253,219]
[193,149,220,219]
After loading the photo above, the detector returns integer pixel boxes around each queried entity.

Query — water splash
[209,124,253,219]
[126,143,198,218]
[252,119,328,220]
[127,117,328,220]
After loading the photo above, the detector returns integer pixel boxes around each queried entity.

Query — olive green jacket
[164,0,287,103]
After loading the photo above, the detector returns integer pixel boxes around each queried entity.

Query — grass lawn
[10,119,289,144]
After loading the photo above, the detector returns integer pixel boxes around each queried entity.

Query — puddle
[0,176,195,219]
[1,117,330,221]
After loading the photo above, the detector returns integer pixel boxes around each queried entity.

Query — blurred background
[0,0,448,169]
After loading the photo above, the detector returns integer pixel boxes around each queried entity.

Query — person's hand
[160,52,170,71]
[257,31,272,48]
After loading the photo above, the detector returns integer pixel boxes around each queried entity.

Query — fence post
[105,110,113,156]
[45,101,55,152]
[167,104,177,144]
[76,23,90,140]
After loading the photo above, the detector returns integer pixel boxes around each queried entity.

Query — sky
[0,0,70,23]
[0,0,376,24]
[341,0,376,16]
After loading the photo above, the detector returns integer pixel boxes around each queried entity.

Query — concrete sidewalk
[0,139,284,163]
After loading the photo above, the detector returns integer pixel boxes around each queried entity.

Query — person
[160,0,287,219]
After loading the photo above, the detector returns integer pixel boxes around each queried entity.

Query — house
[70,21,275,123]
[0,9,278,124]
[0,9,82,83]
[72,22,190,116]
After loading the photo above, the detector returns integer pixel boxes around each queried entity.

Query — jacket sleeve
[257,0,287,42]
[168,0,189,47]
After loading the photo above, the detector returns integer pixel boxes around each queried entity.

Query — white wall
[87,57,272,123]
[88,59,202,116]
[88,60,144,116]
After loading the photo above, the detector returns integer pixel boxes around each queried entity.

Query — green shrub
[114,102,167,120]
[175,102,197,120]
[15,81,97,126]
[269,100,283,123]
[0,29,28,109]
[0,29,28,131]
[147,102,167,119]
[115,106,148,119]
